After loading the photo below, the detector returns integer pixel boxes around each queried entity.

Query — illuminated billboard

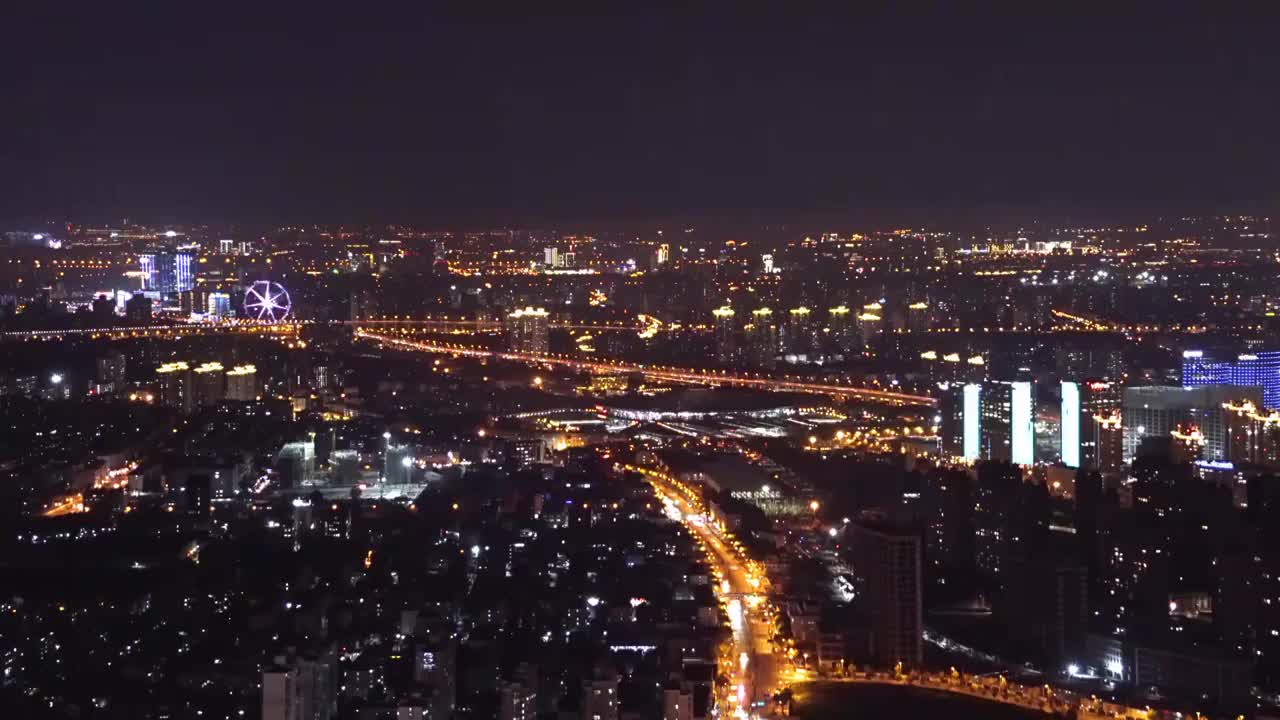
[962,383,980,461]
[1011,381,1034,465]
[1061,381,1080,468]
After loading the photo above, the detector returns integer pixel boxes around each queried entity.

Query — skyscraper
[1122,385,1264,463]
[1224,399,1280,466]
[849,519,923,667]
[1060,380,1122,470]
[140,252,194,294]
[1182,349,1280,409]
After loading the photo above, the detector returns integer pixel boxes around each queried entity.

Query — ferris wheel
[243,281,292,322]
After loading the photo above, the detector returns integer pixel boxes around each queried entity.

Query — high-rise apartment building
[744,308,777,369]
[499,681,536,720]
[712,306,737,364]
[506,307,550,354]
[156,361,193,413]
[193,362,225,407]
[581,669,619,720]
[827,305,858,354]
[96,351,127,392]
[226,364,257,401]
[785,306,814,355]
[261,648,337,720]
[849,520,923,667]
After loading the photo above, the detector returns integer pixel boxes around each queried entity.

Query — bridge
[0,320,937,407]
[358,329,937,407]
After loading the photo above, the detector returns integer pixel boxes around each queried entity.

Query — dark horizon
[5,5,1280,226]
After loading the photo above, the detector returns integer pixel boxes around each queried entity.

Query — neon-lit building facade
[139,252,194,294]
[963,383,981,461]
[1010,381,1034,465]
[1061,381,1081,468]
[1182,350,1280,409]
[1061,380,1123,471]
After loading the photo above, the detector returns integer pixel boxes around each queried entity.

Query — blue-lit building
[140,252,194,294]
[1182,350,1280,409]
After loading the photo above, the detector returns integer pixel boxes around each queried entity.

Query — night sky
[4,5,1280,226]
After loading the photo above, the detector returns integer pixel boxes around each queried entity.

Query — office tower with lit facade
[505,307,549,354]
[1122,385,1263,464]
[981,380,1035,465]
[1225,399,1280,467]
[206,292,232,318]
[139,252,194,294]
[849,519,923,667]
[1060,380,1123,471]
[1182,349,1280,409]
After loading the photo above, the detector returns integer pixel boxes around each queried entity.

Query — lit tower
[156,361,192,413]
[712,306,737,364]
[506,307,550,354]
[193,362,225,407]
[906,302,930,333]
[746,308,778,370]
[857,303,884,347]
[786,307,814,355]
[828,305,858,354]
[225,364,258,401]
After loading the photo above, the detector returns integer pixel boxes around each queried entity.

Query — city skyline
[6,7,1280,720]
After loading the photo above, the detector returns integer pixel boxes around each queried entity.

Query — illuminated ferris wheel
[243,281,292,322]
